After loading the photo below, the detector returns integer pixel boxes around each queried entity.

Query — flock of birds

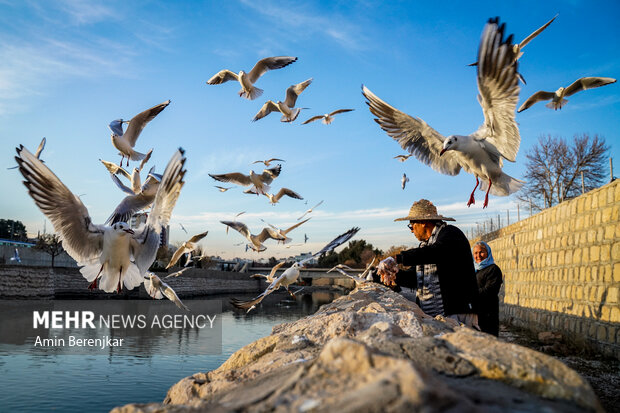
[11,15,616,312]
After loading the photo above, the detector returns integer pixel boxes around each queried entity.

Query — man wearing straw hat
[377,199,479,328]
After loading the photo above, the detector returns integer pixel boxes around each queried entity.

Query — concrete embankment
[0,265,355,299]
[113,283,604,413]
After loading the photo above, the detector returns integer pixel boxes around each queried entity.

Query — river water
[0,290,340,412]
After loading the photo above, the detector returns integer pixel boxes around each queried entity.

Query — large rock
[112,284,603,413]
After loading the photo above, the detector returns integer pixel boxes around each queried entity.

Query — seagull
[518,77,617,112]
[230,227,359,312]
[328,258,377,285]
[298,200,323,220]
[394,154,412,162]
[164,266,192,279]
[8,137,45,170]
[470,14,558,84]
[144,273,189,311]
[105,167,163,224]
[206,56,297,100]
[100,159,131,180]
[209,165,282,195]
[179,223,188,234]
[363,18,524,208]
[302,108,354,125]
[401,173,410,190]
[225,211,246,235]
[245,187,303,205]
[166,231,209,269]
[260,218,311,244]
[250,261,287,283]
[9,248,21,263]
[304,233,309,243]
[252,158,285,167]
[215,185,233,192]
[109,100,170,167]
[252,78,313,122]
[16,145,186,293]
[220,220,287,252]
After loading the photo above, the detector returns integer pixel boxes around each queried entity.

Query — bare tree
[518,134,609,210]
[35,233,64,267]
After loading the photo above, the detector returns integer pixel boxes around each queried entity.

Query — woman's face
[473,244,488,263]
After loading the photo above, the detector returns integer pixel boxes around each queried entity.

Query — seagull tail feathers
[322,116,332,125]
[480,173,525,196]
[240,87,263,100]
[547,98,567,110]
[128,149,147,161]
[230,296,263,311]
[283,108,301,123]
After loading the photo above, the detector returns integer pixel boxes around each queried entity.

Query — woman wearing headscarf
[473,241,503,336]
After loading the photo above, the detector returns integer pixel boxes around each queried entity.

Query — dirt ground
[499,323,620,413]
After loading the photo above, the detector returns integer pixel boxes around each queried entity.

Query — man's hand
[377,257,398,287]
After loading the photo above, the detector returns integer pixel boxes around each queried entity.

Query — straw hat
[394,199,455,222]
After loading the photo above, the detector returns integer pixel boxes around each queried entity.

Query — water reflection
[0,290,341,413]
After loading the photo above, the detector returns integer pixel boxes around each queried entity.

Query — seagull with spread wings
[363,18,523,208]
[394,154,412,162]
[206,56,297,100]
[209,164,281,195]
[166,230,209,269]
[245,186,303,205]
[252,158,285,166]
[230,227,360,312]
[109,100,169,167]
[144,273,189,311]
[298,200,323,220]
[260,218,311,244]
[518,77,616,112]
[302,108,354,125]
[328,257,377,285]
[252,78,313,122]
[220,220,286,252]
[401,173,410,190]
[250,261,287,283]
[16,146,186,293]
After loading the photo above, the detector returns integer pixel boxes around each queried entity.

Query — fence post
[610,157,614,182]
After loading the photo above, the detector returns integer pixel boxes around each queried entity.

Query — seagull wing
[329,108,354,116]
[517,90,556,112]
[209,172,253,186]
[138,149,153,172]
[274,187,303,203]
[252,100,279,122]
[164,266,191,279]
[302,227,360,264]
[266,158,285,163]
[188,230,209,243]
[110,173,136,195]
[105,193,154,225]
[311,200,324,210]
[564,77,617,97]
[282,217,310,235]
[302,115,324,125]
[362,85,462,176]
[34,137,46,158]
[207,69,239,85]
[474,18,521,162]
[260,164,282,184]
[16,145,104,263]
[132,149,186,274]
[284,78,312,108]
[257,227,283,243]
[162,283,190,311]
[124,100,171,147]
[230,273,285,311]
[519,14,558,50]
[108,119,125,136]
[221,220,252,242]
[247,56,298,83]
[101,159,132,180]
[167,244,189,269]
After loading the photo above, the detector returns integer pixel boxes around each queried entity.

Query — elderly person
[377,199,479,328]
[473,241,503,336]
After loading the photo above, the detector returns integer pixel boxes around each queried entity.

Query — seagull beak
[439,148,446,156]
[124,228,135,235]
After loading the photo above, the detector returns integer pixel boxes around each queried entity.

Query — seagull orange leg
[116,266,123,293]
[467,176,479,207]
[483,179,492,209]
[88,265,105,290]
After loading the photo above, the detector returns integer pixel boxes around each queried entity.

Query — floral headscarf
[473,241,495,271]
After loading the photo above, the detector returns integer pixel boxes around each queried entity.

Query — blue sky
[1,0,619,260]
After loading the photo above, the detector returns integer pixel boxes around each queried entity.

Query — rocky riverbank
[113,283,604,413]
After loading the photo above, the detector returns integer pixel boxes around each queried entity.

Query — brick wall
[476,180,620,359]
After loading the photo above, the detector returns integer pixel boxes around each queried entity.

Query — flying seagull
[250,261,287,283]
[252,158,285,166]
[231,227,360,312]
[518,77,617,112]
[166,230,209,269]
[328,257,376,285]
[401,173,410,190]
[469,14,558,83]
[209,164,282,195]
[215,185,233,192]
[245,187,303,205]
[10,248,21,263]
[363,18,524,208]
[105,167,163,225]
[260,218,311,244]
[304,233,309,243]
[144,273,189,311]
[16,145,186,293]
[298,200,323,220]
[109,100,170,167]
[302,108,354,125]
[220,220,287,252]
[179,223,188,234]
[252,78,313,122]
[394,154,412,162]
[8,137,45,170]
[207,56,297,100]
[165,267,192,279]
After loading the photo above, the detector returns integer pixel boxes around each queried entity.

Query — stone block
[614,263,620,282]
[602,207,613,223]
[600,244,611,262]
[597,325,607,341]
[605,225,615,240]
[608,287,619,304]
[611,306,620,323]
[589,245,600,263]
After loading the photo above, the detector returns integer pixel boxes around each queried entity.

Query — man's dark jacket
[395,224,479,316]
